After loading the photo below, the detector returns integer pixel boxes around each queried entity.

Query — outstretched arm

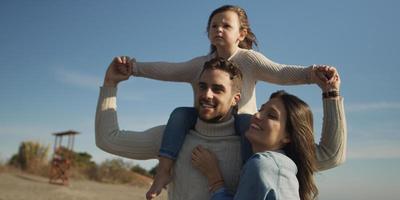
[313,71,347,171]
[95,60,164,159]
[111,55,208,83]
[242,50,337,86]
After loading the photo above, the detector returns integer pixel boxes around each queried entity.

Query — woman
[191,74,343,200]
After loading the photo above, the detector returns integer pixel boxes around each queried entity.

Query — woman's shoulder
[247,151,297,172]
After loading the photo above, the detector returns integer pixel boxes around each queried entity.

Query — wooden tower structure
[48,130,79,186]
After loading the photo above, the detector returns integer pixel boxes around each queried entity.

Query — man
[96,58,246,199]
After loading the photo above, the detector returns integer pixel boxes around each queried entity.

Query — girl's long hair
[270,91,318,200]
[206,5,258,54]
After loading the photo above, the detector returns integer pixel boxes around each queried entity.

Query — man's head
[195,58,243,123]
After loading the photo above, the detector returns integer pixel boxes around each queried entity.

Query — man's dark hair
[200,58,243,93]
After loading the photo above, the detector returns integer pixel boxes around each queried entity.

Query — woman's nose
[253,112,261,120]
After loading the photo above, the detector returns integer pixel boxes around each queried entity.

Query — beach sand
[0,171,167,200]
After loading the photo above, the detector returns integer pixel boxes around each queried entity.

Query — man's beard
[199,114,224,123]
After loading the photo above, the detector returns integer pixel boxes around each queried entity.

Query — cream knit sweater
[95,87,347,200]
[133,48,314,114]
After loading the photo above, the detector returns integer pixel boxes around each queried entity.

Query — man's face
[195,69,240,123]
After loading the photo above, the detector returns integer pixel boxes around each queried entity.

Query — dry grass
[0,164,6,174]
[0,170,166,200]
[6,141,154,189]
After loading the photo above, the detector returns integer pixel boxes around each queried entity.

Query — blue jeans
[159,107,197,159]
[159,107,253,163]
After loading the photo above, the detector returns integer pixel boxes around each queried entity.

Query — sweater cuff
[100,86,117,97]
[306,65,315,84]
[132,59,141,76]
[99,87,117,110]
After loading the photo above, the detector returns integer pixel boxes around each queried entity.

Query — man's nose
[204,88,214,99]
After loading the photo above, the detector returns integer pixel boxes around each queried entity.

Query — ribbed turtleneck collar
[194,117,236,137]
[209,48,241,61]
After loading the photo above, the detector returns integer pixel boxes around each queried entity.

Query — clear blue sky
[1,0,399,199]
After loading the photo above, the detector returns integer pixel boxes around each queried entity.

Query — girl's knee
[170,107,197,119]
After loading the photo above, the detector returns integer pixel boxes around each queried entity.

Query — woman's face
[245,97,291,152]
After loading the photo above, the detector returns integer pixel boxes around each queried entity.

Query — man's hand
[103,56,133,87]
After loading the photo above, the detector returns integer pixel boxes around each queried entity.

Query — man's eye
[212,88,222,93]
[199,85,206,90]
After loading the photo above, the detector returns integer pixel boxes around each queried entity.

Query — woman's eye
[268,113,277,119]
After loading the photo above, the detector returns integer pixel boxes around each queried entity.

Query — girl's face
[245,97,291,152]
[208,10,246,51]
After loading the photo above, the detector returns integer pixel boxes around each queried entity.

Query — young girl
[113,5,339,199]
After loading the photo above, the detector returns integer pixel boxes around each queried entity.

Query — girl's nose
[216,26,223,32]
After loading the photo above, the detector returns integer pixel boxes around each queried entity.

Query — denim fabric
[211,188,234,200]
[211,152,299,200]
[159,107,254,161]
[234,114,253,164]
[159,107,197,159]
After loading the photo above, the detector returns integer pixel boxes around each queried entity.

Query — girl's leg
[146,107,197,199]
[234,114,253,165]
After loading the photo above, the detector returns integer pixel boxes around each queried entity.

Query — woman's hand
[191,145,224,189]
[103,56,133,87]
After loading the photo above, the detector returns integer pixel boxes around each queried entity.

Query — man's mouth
[200,100,216,109]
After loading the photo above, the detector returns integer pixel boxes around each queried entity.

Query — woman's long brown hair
[270,91,318,200]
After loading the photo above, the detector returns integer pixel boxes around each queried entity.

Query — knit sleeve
[243,50,314,85]
[95,87,163,160]
[315,97,347,171]
[132,56,207,84]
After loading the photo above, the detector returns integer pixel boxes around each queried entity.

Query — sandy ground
[0,171,167,200]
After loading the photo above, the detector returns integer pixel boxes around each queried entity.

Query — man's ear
[232,93,241,106]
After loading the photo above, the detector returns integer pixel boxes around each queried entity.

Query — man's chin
[198,113,213,122]
[199,114,223,123]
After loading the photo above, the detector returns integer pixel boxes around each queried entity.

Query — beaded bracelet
[322,90,340,98]
[208,179,224,192]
